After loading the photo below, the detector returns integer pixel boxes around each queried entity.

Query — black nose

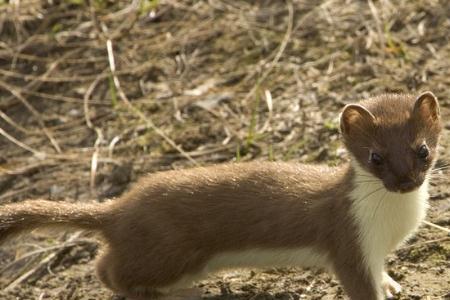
[398,180,417,192]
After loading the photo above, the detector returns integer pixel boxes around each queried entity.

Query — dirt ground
[0,1,449,299]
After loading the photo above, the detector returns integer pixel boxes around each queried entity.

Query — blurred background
[0,1,449,299]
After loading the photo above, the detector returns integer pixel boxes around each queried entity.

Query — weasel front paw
[382,272,402,299]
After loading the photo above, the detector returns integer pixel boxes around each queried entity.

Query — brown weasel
[0,92,442,300]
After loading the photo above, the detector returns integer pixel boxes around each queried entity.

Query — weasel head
[340,92,442,193]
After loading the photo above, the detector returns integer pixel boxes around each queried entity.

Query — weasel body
[96,162,352,296]
[0,92,442,300]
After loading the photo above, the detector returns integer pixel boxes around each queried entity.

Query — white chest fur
[349,163,429,287]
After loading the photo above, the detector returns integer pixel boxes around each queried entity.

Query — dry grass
[0,1,448,187]
[0,0,449,299]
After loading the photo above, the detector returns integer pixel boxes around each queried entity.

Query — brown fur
[0,92,442,300]
[341,92,441,192]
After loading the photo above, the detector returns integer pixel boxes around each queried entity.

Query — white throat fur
[350,161,429,296]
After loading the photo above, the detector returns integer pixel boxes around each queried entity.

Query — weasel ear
[340,104,375,135]
[414,91,440,122]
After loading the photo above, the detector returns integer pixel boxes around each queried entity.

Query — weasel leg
[332,259,381,300]
[382,271,402,299]
[96,251,114,290]
[96,251,161,299]
[96,249,205,299]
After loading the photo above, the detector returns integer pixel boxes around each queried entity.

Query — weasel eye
[418,144,429,159]
[369,152,383,165]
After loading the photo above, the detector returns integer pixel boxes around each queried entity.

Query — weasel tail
[0,200,110,243]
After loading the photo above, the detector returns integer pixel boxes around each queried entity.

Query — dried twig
[0,50,78,110]
[4,232,82,291]
[0,80,61,153]
[104,37,199,166]
[423,220,450,235]
[399,236,450,251]
[367,0,386,55]
[83,75,104,129]
[90,128,103,194]
[0,126,44,158]
[0,238,95,274]
[241,0,294,104]
[0,109,30,134]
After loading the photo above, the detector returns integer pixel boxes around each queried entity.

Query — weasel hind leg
[95,251,161,299]
[95,249,206,299]
[95,251,114,291]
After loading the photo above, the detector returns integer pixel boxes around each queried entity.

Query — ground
[0,1,449,299]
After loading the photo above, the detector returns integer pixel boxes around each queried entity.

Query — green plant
[139,0,159,16]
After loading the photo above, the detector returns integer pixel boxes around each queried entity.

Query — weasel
[0,92,442,300]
